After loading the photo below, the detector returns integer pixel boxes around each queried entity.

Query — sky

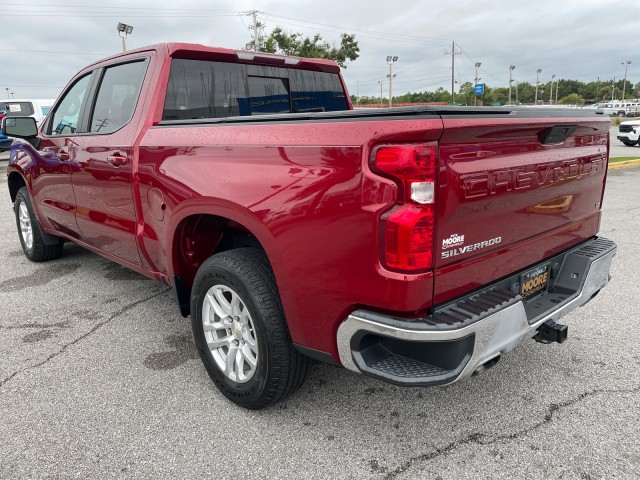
[1,0,639,101]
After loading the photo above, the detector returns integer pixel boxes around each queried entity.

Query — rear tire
[191,248,311,409]
[14,187,63,262]
[622,141,638,146]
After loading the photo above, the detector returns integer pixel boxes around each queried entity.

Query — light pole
[474,62,482,106]
[535,68,542,105]
[117,22,134,52]
[549,74,555,104]
[386,56,398,107]
[508,65,515,105]
[378,80,384,105]
[621,60,631,101]
[555,79,559,105]
[611,77,615,101]
[5,87,9,100]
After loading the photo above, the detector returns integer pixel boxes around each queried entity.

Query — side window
[50,75,91,136]
[90,60,147,134]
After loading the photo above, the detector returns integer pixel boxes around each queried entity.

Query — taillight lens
[372,143,438,272]
[372,144,436,204]
[382,205,434,271]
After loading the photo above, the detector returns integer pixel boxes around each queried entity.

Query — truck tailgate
[433,114,609,305]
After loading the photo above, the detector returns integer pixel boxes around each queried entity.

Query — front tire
[191,248,311,409]
[14,187,63,262]
[622,141,638,146]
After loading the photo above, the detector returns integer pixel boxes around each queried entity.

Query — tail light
[371,143,437,272]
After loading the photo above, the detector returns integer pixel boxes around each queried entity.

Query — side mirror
[1,116,38,138]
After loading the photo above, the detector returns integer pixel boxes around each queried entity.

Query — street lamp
[377,80,384,104]
[474,62,482,106]
[117,22,134,52]
[549,74,555,104]
[621,60,631,101]
[508,65,515,105]
[5,87,9,100]
[386,55,398,107]
[535,68,542,105]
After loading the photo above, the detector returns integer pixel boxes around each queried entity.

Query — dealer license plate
[520,264,550,301]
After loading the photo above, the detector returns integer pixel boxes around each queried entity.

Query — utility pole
[549,74,555,104]
[451,42,455,103]
[535,68,542,105]
[251,10,258,50]
[445,41,461,103]
[555,79,559,105]
[508,65,516,104]
[378,80,384,104]
[474,62,481,106]
[242,10,263,50]
[621,61,631,101]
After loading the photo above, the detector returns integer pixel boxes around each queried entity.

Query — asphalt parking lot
[0,159,639,479]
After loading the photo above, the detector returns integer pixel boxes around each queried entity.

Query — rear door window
[90,60,148,134]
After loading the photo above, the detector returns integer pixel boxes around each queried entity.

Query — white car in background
[597,101,640,117]
[1,99,56,126]
[617,119,640,146]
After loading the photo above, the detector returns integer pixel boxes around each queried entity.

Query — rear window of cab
[162,59,348,120]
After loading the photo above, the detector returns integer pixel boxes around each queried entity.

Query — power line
[261,13,449,46]
[1,84,63,88]
[0,2,237,12]
[0,48,107,55]
[0,12,241,17]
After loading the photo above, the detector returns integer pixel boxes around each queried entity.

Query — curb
[609,159,640,170]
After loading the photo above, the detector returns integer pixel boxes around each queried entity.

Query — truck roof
[83,42,342,74]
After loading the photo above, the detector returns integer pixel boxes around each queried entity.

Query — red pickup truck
[3,43,616,409]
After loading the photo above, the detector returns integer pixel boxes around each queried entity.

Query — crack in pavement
[0,289,170,389]
[384,385,640,479]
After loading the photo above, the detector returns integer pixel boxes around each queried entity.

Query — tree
[559,93,585,106]
[259,27,359,68]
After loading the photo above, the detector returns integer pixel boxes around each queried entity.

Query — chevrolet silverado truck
[2,43,616,409]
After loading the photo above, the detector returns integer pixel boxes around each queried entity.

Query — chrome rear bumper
[337,237,616,386]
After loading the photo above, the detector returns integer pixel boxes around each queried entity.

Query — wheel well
[172,214,266,316]
[8,172,26,203]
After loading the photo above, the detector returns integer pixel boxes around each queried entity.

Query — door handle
[107,155,128,166]
[58,149,70,161]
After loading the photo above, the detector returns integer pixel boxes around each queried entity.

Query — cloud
[0,0,638,100]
